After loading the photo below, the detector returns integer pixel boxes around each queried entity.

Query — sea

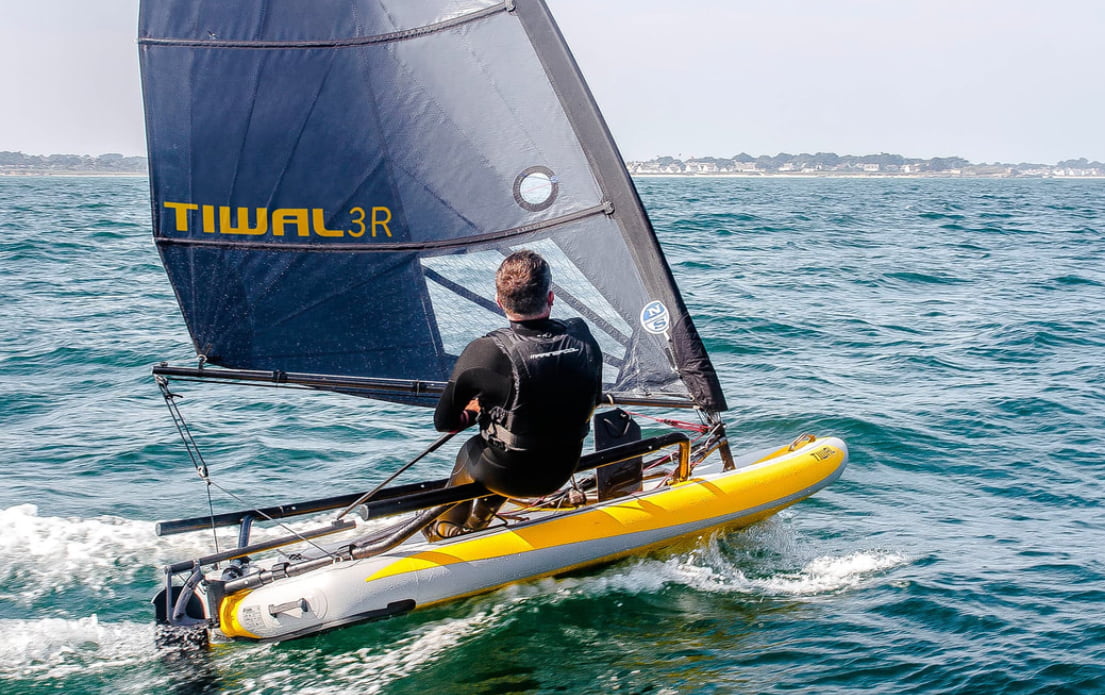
[1,175,1102,694]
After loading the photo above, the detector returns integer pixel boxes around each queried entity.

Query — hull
[205,435,848,642]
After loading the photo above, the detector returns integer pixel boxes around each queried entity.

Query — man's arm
[433,338,511,431]
[573,318,605,406]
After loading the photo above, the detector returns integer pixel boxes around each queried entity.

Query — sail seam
[138,5,507,49]
[154,203,611,253]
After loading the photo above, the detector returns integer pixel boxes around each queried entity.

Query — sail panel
[512,0,728,411]
[140,0,726,410]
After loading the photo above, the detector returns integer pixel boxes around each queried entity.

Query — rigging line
[204,478,219,556]
[195,477,341,562]
[620,408,710,434]
[152,203,612,253]
[139,3,508,50]
[157,377,210,480]
[648,430,712,483]
[158,376,220,553]
[155,377,343,563]
[335,429,460,521]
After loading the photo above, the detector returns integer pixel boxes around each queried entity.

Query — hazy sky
[2,0,1102,164]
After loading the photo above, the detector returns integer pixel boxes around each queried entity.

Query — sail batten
[140,0,727,410]
[139,3,509,49]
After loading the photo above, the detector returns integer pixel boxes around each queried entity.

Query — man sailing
[426,250,603,540]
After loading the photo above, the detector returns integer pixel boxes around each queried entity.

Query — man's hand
[458,408,479,428]
[457,399,481,428]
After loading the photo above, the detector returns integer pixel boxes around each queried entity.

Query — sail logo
[640,300,670,335]
[161,202,394,239]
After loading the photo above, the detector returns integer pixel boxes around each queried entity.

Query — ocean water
[1,175,1103,694]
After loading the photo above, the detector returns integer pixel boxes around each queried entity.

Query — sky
[1,0,1102,164]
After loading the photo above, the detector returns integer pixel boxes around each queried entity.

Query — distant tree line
[0,151,147,172]
[1055,157,1105,169]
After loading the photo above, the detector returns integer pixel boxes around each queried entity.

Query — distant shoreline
[0,171,146,178]
[4,170,1103,181]
[6,150,1103,180]
[629,153,1105,179]
[630,172,1105,180]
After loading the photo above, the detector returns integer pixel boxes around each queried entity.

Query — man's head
[496,250,553,320]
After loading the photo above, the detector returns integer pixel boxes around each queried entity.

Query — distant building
[685,161,719,174]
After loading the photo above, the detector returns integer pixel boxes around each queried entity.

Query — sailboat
[139,0,847,643]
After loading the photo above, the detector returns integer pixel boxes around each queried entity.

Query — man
[426,250,603,540]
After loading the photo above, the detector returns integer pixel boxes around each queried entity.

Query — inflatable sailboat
[138,0,848,643]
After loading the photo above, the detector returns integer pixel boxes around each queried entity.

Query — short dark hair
[496,250,551,316]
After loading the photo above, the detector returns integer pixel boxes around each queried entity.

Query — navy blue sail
[139,0,727,411]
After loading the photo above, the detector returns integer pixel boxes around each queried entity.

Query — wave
[291,604,515,695]
[882,270,971,286]
[1043,274,1104,288]
[738,550,909,596]
[0,505,382,610]
[471,519,911,604]
[0,505,171,606]
[0,615,155,682]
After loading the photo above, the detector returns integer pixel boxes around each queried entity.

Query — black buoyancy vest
[480,318,599,453]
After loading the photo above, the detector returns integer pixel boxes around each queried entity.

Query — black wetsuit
[435,317,603,498]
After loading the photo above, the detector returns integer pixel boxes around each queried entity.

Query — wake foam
[734,549,909,596]
[311,608,507,695]
[0,504,165,603]
[0,504,378,605]
[491,519,909,602]
[0,615,154,681]
[228,603,514,695]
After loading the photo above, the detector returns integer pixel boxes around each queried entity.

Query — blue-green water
[1,175,1103,694]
